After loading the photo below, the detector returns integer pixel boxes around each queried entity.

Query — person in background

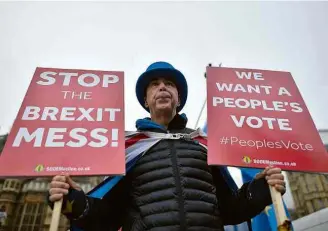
[0,205,7,228]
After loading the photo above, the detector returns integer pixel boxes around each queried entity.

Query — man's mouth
[156,93,171,100]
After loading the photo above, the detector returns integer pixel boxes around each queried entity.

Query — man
[0,205,7,228]
[48,62,286,231]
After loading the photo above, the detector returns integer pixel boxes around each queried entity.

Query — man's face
[145,77,180,114]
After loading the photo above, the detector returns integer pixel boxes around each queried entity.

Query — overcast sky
[1,1,328,209]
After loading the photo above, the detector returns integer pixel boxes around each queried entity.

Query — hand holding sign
[49,174,81,202]
[255,166,286,194]
[0,67,126,231]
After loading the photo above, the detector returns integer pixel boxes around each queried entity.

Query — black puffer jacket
[56,114,272,231]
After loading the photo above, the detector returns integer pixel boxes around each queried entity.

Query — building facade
[0,133,102,231]
[287,129,328,220]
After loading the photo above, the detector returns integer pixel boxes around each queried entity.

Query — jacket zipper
[169,140,187,231]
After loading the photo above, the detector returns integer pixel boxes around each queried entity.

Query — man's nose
[158,82,167,91]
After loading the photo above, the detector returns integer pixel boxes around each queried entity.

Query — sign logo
[242,156,252,164]
[35,164,44,172]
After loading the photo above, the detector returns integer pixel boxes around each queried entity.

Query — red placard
[0,67,125,177]
[206,67,328,173]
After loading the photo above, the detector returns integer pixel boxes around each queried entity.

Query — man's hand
[49,174,81,202]
[255,166,286,194]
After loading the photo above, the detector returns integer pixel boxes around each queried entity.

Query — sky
[1,1,328,209]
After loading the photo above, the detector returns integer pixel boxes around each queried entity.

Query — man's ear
[144,97,149,108]
[177,97,181,107]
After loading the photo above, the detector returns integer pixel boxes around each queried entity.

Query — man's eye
[166,82,174,86]
[150,82,159,86]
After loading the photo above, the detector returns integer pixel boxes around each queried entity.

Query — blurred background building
[288,129,328,230]
[0,133,102,231]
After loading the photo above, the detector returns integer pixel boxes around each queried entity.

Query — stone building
[0,133,102,231]
[286,129,328,219]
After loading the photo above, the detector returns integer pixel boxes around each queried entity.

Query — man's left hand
[255,166,286,194]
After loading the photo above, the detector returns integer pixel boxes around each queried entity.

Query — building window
[306,200,314,214]
[305,174,315,192]
[12,202,46,231]
[299,176,309,193]
[9,181,14,189]
[313,198,325,211]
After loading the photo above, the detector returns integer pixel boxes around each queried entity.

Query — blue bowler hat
[136,61,188,112]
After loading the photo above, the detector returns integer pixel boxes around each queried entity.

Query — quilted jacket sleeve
[211,167,273,225]
[48,176,130,231]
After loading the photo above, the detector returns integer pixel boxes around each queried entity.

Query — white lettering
[37,72,56,85]
[231,115,245,128]
[89,128,109,147]
[224,98,236,108]
[13,127,44,147]
[278,87,292,96]
[272,101,286,111]
[103,75,119,87]
[216,83,272,94]
[213,97,223,106]
[246,116,263,128]
[62,91,70,99]
[290,102,303,113]
[231,115,292,130]
[84,92,92,100]
[235,71,252,80]
[60,107,76,121]
[262,117,276,130]
[45,128,66,147]
[58,72,78,86]
[247,85,260,93]
[281,140,291,149]
[235,98,250,109]
[36,72,119,88]
[22,106,40,120]
[78,73,100,87]
[305,144,313,151]
[249,99,261,109]
[216,83,233,91]
[104,108,121,121]
[234,84,247,93]
[67,128,88,147]
[261,85,272,94]
[278,118,292,131]
[41,107,59,120]
[253,72,264,80]
[76,108,94,121]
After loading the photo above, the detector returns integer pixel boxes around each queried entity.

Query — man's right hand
[49,174,82,202]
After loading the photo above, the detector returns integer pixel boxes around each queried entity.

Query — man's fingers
[52,175,66,183]
[65,175,81,191]
[267,179,285,186]
[264,166,273,172]
[266,173,284,181]
[49,188,69,196]
[274,184,286,194]
[49,194,64,202]
[266,168,282,176]
[50,181,70,189]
